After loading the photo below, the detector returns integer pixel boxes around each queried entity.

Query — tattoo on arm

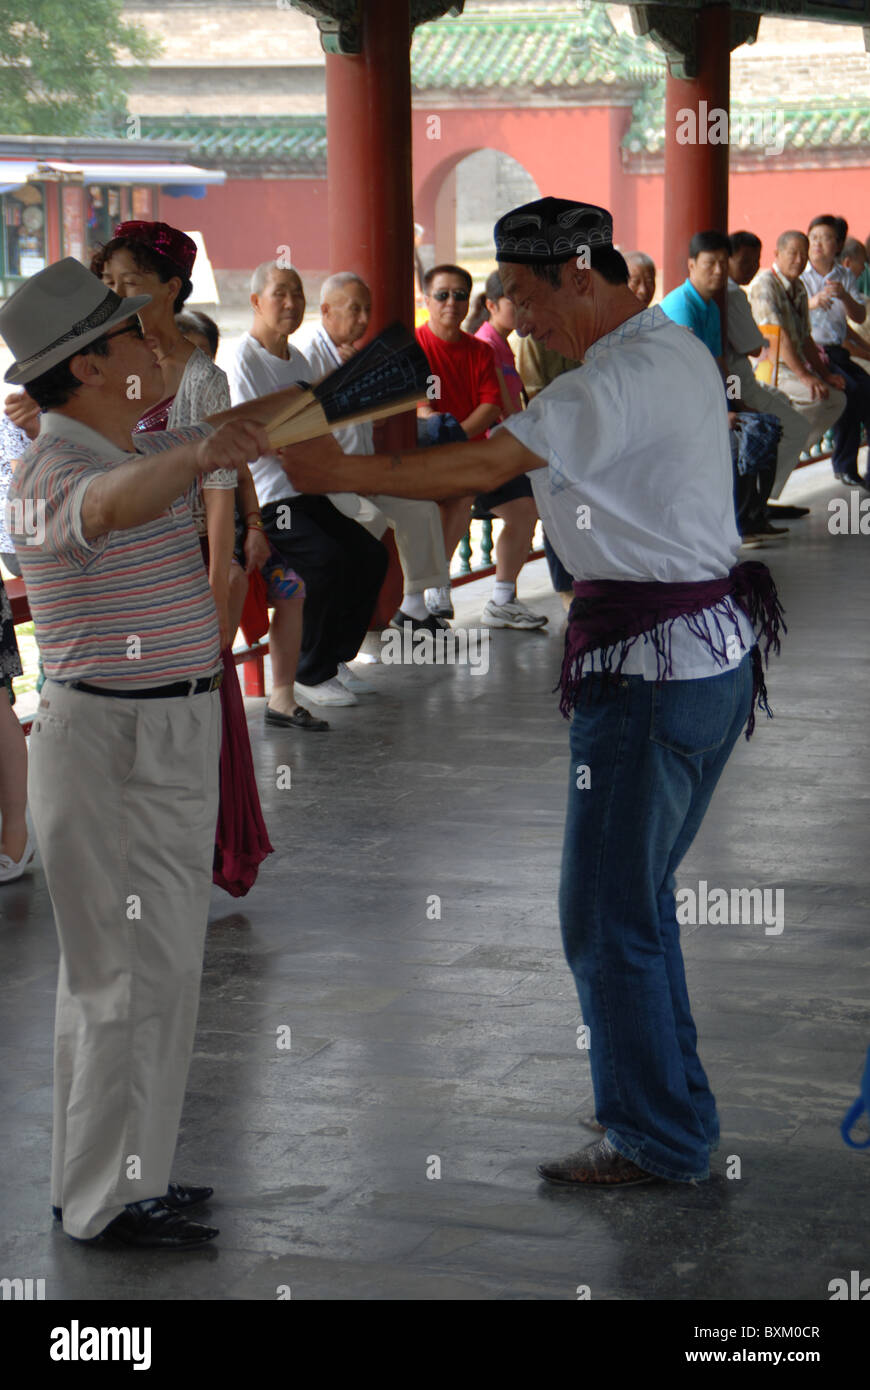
[389,453,403,471]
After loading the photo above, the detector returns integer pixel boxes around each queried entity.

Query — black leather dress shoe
[52,1180,213,1223]
[264,704,329,731]
[72,1197,219,1249]
[766,504,809,520]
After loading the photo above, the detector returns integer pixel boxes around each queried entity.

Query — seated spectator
[227,260,387,712]
[298,271,452,635]
[660,231,785,542]
[625,252,657,308]
[176,309,221,361]
[750,231,848,480]
[468,270,524,413]
[839,238,870,370]
[800,215,870,487]
[727,231,811,518]
[417,264,546,630]
[471,270,547,629]
[832,215,849,260]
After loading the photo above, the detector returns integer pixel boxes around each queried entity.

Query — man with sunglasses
[1,258,301,1251]
[417,264,547,629]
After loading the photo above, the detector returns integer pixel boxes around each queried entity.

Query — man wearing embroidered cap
[1,258,303,1248]
[279,195,785,1191]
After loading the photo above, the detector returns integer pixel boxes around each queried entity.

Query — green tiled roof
[624,85,870,154]
[141,100,870,173]
[137,2,870,173]
[784,107,870,149]
[410,7,663,90]
[139,117,328,173]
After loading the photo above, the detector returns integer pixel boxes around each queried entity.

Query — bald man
[227,261,388,712]
[298,272,452,634]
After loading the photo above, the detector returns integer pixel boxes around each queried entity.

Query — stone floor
[1,461,868,1301]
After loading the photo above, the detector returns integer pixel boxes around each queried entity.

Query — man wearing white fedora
[1,258,297,1249]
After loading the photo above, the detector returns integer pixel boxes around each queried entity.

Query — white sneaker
[294,677,358,706]
[424,585,454,619]
[0,832,36,883]
[337,662,375,694]
[482,598,548,629]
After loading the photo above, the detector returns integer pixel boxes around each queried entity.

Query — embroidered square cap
[495,197,613,266]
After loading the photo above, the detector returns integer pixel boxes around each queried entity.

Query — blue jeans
[558,654,754,1181]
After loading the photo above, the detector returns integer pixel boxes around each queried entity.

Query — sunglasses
[430,289,469,303]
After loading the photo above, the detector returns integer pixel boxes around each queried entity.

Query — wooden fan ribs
[265,321,429,449]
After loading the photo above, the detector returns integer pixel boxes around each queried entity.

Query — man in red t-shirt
[417,264,547,629]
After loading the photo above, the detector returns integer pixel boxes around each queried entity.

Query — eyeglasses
[87,320,145,353]
[430,289,469,303]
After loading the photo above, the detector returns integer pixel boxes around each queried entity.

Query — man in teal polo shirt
[661,230,784,543]
[660,230,727,358]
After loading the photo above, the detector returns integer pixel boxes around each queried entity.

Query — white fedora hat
[0,257,151,386]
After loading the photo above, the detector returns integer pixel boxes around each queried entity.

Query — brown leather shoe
[537,1137,659,1186]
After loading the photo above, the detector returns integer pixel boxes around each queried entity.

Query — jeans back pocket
[649,666,742,757]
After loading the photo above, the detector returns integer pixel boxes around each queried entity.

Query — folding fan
[265,321,431,448]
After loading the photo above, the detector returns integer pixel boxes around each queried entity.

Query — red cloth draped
[240,568,270,645]
[213,644,274,896]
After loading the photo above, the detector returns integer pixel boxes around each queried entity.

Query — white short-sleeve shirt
[300,324,375,458]
[800,261,865,347]
[226,332,311,505]
[500,305,756,679]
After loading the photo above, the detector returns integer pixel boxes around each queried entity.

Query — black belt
[68,672,223,699]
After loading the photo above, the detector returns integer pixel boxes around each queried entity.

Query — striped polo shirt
[8,413,220,685]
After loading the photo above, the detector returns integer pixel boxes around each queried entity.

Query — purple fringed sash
[558,561,786,739]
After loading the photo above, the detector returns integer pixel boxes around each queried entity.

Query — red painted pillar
[663,4,731,295]
[325,1,414,353]
[324,0,416,623]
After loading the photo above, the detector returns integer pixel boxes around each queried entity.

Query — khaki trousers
[29,680,221,1240]
[775,366,847,471]
[327,492,449,592]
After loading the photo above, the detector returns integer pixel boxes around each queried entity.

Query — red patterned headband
[113,220,197,280]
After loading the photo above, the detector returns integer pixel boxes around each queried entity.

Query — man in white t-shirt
[227,262,387,712]
[277,197,784,1192]
[296,272,451,634]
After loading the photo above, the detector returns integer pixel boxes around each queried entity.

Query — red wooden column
[325,0,414,358]
[325,0,416,624]
[663,3,731,295]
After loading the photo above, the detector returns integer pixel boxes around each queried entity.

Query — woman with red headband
[92,221,274,896]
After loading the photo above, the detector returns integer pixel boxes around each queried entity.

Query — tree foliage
[0,0,160,136]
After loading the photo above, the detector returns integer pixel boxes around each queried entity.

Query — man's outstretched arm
[278,427,546,502]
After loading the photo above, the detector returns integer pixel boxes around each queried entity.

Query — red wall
[161,178,330,272]
[728,164,870,263]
